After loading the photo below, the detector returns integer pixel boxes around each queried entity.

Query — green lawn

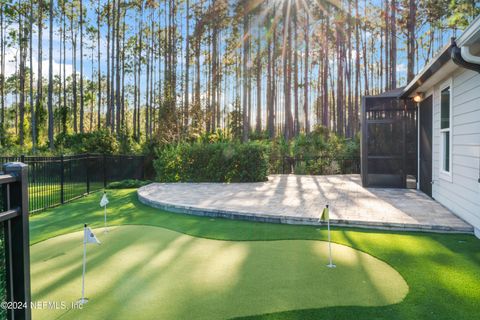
[30,189,480,320]
[28,182,103,212]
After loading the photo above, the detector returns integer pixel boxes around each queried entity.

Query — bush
[154,142,269,183]
[106,179,152,189]
[55,130,120,154]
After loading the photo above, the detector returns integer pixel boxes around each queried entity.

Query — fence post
[86,153,90,194]
[103,154,107,188]
[60,155,64,204]
[3,162,32,320]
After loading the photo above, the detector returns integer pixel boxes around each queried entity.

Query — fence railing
[0,154,146,213]
[0,162,31,320]
[269,156,360,175]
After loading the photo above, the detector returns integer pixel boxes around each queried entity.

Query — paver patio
[138,174,473,233]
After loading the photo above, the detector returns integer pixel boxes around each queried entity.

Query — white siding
[431,68,480,234]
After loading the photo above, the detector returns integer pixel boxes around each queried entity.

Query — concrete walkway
[138,174,473,233]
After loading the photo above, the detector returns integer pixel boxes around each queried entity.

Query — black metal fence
[0,163,31,320]
[269,156,360,175]
[0,154,146,213]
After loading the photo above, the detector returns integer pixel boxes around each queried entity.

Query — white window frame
[439,78,453,182]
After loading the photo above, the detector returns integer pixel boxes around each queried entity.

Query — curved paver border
[137,176,473,234]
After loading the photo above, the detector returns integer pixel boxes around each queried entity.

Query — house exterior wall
[431,68,480,236]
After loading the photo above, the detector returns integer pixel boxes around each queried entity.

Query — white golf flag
[85,227,101,245]
[100,193,109,207]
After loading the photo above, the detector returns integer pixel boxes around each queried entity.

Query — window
[440,84,451,176]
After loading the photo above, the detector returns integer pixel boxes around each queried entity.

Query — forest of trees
[0,0,478,152]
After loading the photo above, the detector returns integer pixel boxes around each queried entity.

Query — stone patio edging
[138,187,474,234]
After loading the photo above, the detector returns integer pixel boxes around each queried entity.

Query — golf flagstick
[100,192,109,233]
[319,205,335,268]
[80,225,87,304]
[326,205,335,268]
[79,224,101,305]
[104,205,107,232]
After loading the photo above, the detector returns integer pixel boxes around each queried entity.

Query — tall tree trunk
[71,19,78,133]
[90,46,94,131]
[36,0,43,136]
[47,0,54,148]
[212,21,218,133]
[136,3,143,139]
[255,29,261,134]
[79,0,84,133]
[293,6,299,136]
[266,12,274,138]
[121,8,126,128]
[194,21,200,131]
[242,3,249,142]
[145,16,150,138]
[322,15,329,129]
[303,12,309,134]
[106,0,111,128]
[19,14,27,146]
[110,0,116,132]
[115,0,121,134]
[336,22,344,136]
[272,6,277,136]
[133,40,137,137]
[384,0,389,90]
[346,1,353,137]
[97,0,102,130]
[354,0,360,134]
[29,0,36,149]
[363,0,369,95]
[407,0,416,82]
[390,0,397,88]
[283,0,293,141]
[183,0,189,133]
[62,4,67,134]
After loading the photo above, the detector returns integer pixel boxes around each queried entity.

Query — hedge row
[154,142,269,183]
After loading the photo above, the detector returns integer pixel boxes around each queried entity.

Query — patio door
[419,95,433,197]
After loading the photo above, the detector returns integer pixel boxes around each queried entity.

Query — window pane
[443,132,450,172]
[441,87,450,129]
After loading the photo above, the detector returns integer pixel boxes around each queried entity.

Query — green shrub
[55,130,120,154]
[106,179,152,189]
[154,142,268,183]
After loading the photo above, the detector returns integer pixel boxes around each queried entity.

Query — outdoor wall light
[413,92,424,103]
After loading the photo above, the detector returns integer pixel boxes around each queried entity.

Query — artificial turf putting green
[31,225,408,320]
[29,189,480,320]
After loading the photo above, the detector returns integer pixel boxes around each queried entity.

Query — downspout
[451,39,480,183]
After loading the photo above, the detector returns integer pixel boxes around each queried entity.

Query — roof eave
[456,15,480,47]
[400,44,453,99]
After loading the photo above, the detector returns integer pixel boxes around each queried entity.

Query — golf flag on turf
[320,207,329,221]
[100,192,109,233]
[100,193,109,207]
[80,224,100,305]
[85,226,101,245]
[320,205,335,268]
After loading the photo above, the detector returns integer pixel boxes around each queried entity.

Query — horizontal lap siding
[432,69,480,231]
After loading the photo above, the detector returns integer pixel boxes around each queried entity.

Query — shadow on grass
[29,189,480,320]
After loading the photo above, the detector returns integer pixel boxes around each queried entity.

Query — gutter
[451,40,480,73]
